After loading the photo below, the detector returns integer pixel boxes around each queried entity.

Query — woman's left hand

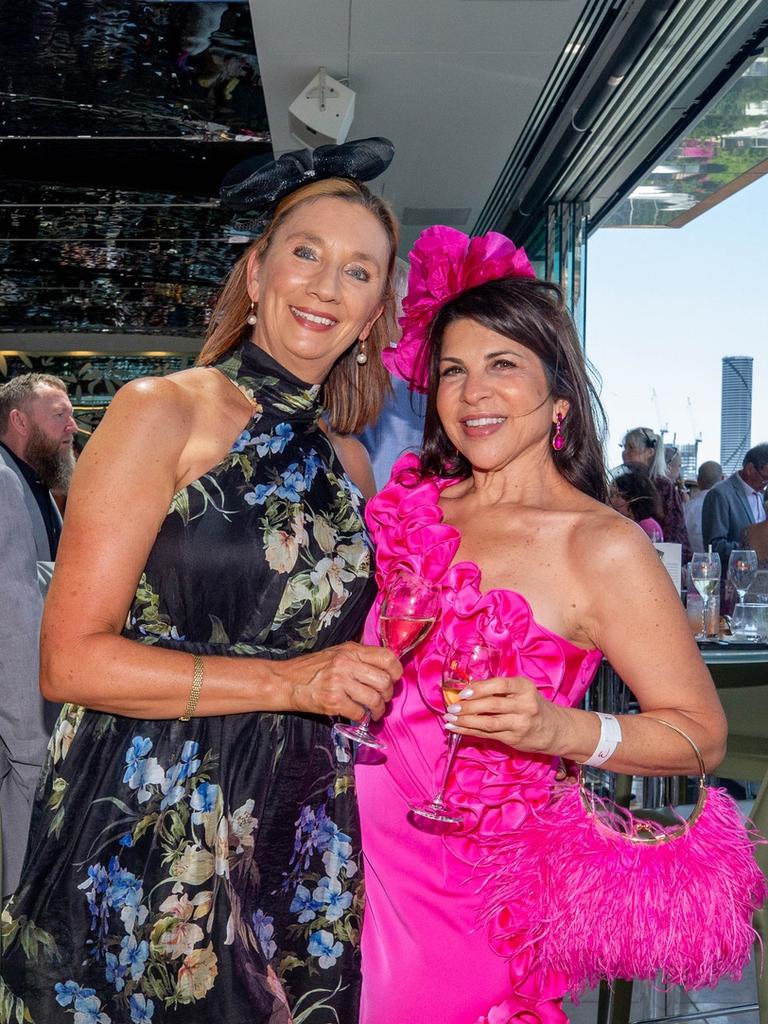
[444,675,568,754]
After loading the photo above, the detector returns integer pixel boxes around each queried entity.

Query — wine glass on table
[333,569,440,750]
[689,551,721,640]
[410,639,499,825]
[727,549,758,607]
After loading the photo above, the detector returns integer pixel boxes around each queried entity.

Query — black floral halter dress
[0,340,376,1024]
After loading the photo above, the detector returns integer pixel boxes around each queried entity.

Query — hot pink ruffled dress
[355,455,603,1024]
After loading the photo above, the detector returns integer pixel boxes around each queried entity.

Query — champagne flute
[689,551,721,639]
[333,569,440,750]
[410,639,499,825]
[727,549,758,606]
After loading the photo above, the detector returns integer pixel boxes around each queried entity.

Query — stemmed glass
[333,569,440,750]
[727,549,758,606]
[410,639,499,825]
[689,551,721,639]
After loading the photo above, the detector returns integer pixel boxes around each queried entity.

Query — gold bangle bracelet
[179,654,204,721]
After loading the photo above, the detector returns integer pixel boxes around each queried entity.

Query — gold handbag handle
[578,717,708,844]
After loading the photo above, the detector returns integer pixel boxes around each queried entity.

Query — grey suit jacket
[0,444,61,593]
[0,465,60,896]
[701,473,755,568]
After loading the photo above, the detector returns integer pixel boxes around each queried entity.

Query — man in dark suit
[702,443,768,570]
[0,373,75,897]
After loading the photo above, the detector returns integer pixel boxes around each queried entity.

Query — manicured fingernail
[446,703,461,714]
[445,722,459,732]
[458,687,474,698]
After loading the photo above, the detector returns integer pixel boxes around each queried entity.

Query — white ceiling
[249,0,590,251]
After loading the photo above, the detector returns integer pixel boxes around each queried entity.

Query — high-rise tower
[720,356,753,473]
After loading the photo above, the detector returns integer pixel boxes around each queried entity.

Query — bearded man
[0,372,75,898]
[0,373,76,589]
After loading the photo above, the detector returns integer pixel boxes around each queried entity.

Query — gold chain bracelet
[179,654,204,721]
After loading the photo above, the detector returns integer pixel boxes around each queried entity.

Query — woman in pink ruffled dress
[354,227,727,1024]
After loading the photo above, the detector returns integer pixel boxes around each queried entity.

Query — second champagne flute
[333,569,440,750]
[410,639,499,825]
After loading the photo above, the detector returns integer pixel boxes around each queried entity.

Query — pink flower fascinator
[382,225,536,393]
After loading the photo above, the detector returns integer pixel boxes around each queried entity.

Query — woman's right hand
[282,642,402,721]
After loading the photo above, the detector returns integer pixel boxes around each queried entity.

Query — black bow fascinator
[220,136,394,239]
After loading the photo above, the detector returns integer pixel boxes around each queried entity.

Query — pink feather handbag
[485,719,767,993]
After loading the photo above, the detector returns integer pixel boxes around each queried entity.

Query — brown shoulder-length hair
[419,276,609,503]
[198,178,399,434]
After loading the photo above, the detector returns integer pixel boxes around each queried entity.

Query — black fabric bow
[219,137,394,238]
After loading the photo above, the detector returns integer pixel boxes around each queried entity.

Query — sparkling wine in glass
[727,549,758,607]
[690,551,721,640]
[333,569,440,750]
[410,640,499,825]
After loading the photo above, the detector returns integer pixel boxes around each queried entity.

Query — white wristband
[582,712,622,767]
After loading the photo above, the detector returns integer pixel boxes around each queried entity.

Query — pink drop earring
[552,412,565,451]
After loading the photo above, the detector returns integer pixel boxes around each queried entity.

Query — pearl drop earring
[246,300,258,326]
[356,339,368,366]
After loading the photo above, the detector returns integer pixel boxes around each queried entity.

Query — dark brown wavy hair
[611,464,663,522]
[418,276,609,503]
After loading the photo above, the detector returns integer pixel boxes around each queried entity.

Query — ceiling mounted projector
[289,67,355,148]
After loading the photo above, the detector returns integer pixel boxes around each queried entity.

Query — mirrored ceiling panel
[0,1,270,340]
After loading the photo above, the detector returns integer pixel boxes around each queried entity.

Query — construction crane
[683,397,703,477]
[650,388,668,442]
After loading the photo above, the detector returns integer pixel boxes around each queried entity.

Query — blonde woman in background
[622,426,692,561]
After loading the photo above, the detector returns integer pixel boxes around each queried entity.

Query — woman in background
[610,463,665,541]
[622,426,691,560]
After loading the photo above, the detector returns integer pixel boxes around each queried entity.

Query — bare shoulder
[326,431,376,499]
[81,374,203,482]
[574,500,656,564]
[102,372,194,425]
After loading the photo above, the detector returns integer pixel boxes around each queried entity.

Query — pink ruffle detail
[363,450,602,850]
[382,226,536,392]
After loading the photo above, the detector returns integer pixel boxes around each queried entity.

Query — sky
[585,171,768,472]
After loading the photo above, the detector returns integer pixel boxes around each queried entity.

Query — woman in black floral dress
[0,144,401,1024]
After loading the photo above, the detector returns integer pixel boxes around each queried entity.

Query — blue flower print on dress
[252,909,277,961]
[74,992,111,1024]
[55,981,96,1008]
[129,993,155,1023]
[289,884,323,924]
[244,482,277,506]
[78,857,143,952]
[307,930,344,969]
[313,876,353,922]
[190,781,220,824]
[104,952,126,992]
[322,834,357,882]
[118,933,149,981]
[122,737,152,783]
[122,737,164,804]
[119,886,149,936]
[303,449,322,487]
[276,464,307,502]
[230,429,253,453]
[160,740,202,809]
[255,422,294,456]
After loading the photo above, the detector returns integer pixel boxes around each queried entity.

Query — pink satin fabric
[355,455,603,1024]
